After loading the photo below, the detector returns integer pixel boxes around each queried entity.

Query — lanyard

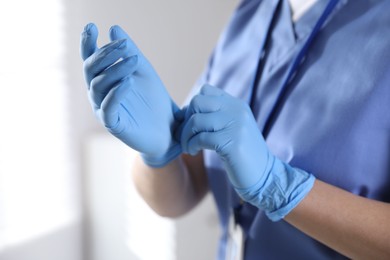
[232,0,341,230]
[249,0,340,138]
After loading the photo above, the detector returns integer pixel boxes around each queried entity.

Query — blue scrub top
[189,0,390,259]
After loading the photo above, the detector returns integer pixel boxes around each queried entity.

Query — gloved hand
[178,84,315,221]
[80,23,181,167]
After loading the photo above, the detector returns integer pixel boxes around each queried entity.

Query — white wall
[0,224,82,260]
[0,1,82,259]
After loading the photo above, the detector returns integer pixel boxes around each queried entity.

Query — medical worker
[80,0,390,259]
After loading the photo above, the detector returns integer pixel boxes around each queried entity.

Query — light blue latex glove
[80,23,181,167]
[179,84,315,221]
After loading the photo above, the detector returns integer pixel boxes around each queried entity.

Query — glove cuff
[265,164,315,221]
[141,143,182,168]
[235,157,315,222]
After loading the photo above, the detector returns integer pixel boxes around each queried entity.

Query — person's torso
[201,0,390,259]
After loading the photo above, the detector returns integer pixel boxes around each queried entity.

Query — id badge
[225,211,244,260]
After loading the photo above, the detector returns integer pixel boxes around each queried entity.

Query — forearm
[286,179,390,259]
[132,153,208,218]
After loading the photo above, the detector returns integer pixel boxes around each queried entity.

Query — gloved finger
[89,55,138,108]
[185,94,223,120]
[100,77,133,132]
[83,38,127,85]
[80,23,98,61]
[180,112,227,154]
[109,25,140,57]
[199,84,225,96]
[186,131,231,156]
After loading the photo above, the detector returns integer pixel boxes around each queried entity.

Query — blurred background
[0,0,237,259]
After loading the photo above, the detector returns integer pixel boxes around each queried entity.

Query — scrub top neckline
[257,0,348,77]
[248,0,349,135]
[292,0,348,40]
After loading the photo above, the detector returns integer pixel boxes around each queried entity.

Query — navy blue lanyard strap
[250,0,340,138]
